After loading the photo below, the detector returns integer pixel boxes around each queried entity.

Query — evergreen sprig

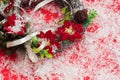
[83,9,97,27]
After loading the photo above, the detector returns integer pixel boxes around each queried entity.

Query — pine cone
[74,9,88,24]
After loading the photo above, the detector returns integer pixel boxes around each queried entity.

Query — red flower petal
[7,14,16,26]
[73,32,82,39]
[69,32,82,42]
[3,22,9,27]
[61,33,69,41]
[55,42,60,49]
[73,24,81,29]
[56,27,65,35]
[45,30,60,48]
[45,46,53,55]
[46,30,56,40]
[37,31,45,38]
[4,27,11,32]
[64,20,74,28]
[73,24,83,33]
[69,36,75,42]
[16,31,24,35]
[78,27,84,33]
[22,26,26,32]
[37,30,60,48]
[51,41,60,49]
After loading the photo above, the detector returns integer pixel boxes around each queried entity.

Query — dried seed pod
[74,9,88,24]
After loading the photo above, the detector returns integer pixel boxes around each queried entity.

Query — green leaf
[32,36,37,44]
[62,7,67,14]
[2,0,7,5]
[65,12,71,20]
[31,36,38,47]
[58,7,72,24]
[40,53,45,59]
[57,11,71,24]
[83,19,91,27]
[44,52,52,58]
[83,9,97,27]
[33,48,40,53]
[89,9,97,19]
[40,49,52,58]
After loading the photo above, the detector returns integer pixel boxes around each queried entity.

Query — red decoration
[37,30,60,48]
[56,20,84,42]
[3,14,26,35]
[3,14,16,33]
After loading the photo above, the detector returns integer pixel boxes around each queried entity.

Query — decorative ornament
[0,0,97,62]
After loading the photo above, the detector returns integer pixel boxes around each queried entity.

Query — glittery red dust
[84,76,90,80]
[0,0,120,80]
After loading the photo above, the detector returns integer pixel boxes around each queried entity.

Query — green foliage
[83,9,97,27]
[39,52,44,58]
[2,0,7,5]
[39,49,52,59]
[58,7,72,24]
[33,48,53,59]
[31,36,38,48]
[65,12,71,20]
[62,7,67,14]
[33,48,40,53]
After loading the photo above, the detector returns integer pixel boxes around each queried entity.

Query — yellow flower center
[65,26,74,35]
[44,39,50,46]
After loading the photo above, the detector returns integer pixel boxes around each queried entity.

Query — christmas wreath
[0,0,97,62]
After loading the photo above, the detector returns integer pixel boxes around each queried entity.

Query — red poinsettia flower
[56,20,84,42]
[37,30,60,49]
[4,14,16,27]
[3,14,26,35]
[7,13,16,26]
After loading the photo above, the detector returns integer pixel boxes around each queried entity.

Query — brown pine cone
[74,9,88,24]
